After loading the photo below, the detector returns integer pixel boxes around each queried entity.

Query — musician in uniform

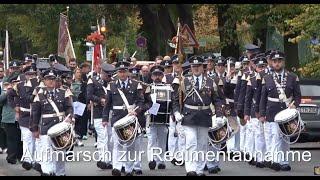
[160,59,174,84]
[145,65,172,170]
[129,65,150,175]
[87,63,114,170]
[223,57,241,157]
[264,49,276,75]
[102,58,145,176]
[22,54,34,72]
[259,51,301,171]
[214,56,227,78]
[168,55,185,166]
[237,44,260,163]
[161,58,173,75]
[30,68,73,176]
[234,55,250,154]
[244,56,268,168]
[204,56,226,174]
[172,56,223,176]
[129,66,141,81]
[10,65,42,172]
[205,56,216,78]
[171,54,183,77]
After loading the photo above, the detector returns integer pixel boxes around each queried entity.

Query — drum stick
[131,51,137,58]
[127,106,140,116]
[133,106,139,112]
[227,59,231,77]
[64,114,71,122]
[289,101,295,108]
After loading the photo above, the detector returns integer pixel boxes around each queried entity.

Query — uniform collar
[118,78,129,86]
[217,71,226,78]
[193,74,203,81]
[207,70,215,75]
[275,69,284,76]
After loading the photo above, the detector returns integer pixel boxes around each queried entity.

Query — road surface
[0,137,319,176]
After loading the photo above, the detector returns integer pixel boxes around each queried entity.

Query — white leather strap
[117,88,131,111]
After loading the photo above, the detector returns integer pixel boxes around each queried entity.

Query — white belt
[226,98,234,103]
[184,104,210,110]
[41,112,65,118]
[112,105,135,110]
[20,107,31,112]
[268,96,293,103]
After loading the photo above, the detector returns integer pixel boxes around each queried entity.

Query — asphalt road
[0,137,319,176]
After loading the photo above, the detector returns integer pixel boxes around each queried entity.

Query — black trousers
[0,125,7,149]
[3,122,23,163]
[75,109,89,138]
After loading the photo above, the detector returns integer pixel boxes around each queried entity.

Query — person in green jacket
[0,63,23,164]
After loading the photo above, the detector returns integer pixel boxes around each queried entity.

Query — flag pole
[65,7,76,60]
[5,29,9,71]
[66,25,76,60]
[97,19,104,61]
[174,18,180,55]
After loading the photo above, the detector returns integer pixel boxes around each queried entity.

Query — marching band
[0,44,303,176]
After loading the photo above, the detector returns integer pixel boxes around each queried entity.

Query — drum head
[208,124,228,143]
[211,115,227,131]
[275,109,299,123]
[114,115,137,128]
[48,122,71,136]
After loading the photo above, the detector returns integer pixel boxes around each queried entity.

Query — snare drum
[113,115,140,144]
[274,108,304,139]
[208,116,232,145]
[47,122,75,151]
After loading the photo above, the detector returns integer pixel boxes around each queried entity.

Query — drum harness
[115,88,141,147]
[43,91,75,150]
[182,76,209,110]
[269,72,304,144]
[38,91,66,134]
[268,72,293,107]
[182,76,233,150]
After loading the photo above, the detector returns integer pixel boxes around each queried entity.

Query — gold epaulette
[256,73,261,80]
[65,88,73,97]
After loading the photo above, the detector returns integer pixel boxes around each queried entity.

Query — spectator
[0,77,23,164]
[80,62,91,80]
[72,68,87,145]
[0,67,6,154]
[69,58,77,72]
[139,65,152,84]
[155,56,163,66]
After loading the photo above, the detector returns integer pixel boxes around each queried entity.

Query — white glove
[174,111,184,122]
[176,121,185,137]
[215,116,225,125]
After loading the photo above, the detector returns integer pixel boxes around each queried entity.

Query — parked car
[297,79,320,141]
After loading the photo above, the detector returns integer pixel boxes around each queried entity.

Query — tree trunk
[176,4,194,32]
[217,5,240,59]
[284,33,299,72]
[138,4,161,60]
[158,5,176,55]
[253,27,267,52]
